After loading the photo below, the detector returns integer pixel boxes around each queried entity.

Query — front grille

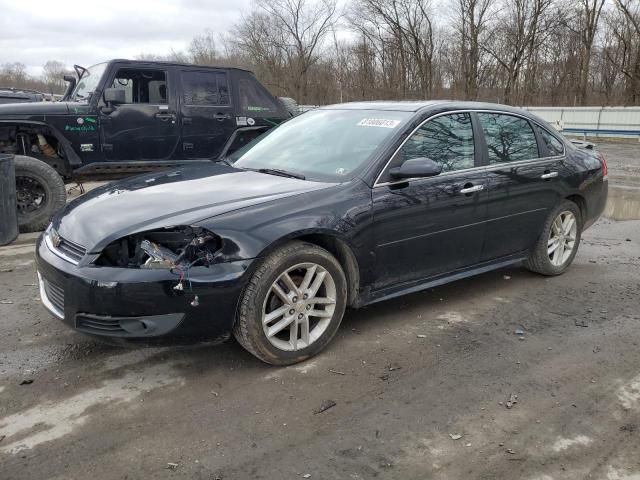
[42,277,64,313]
[55,236,87,263]
[76,315,127,335]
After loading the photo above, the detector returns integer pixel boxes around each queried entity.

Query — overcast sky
[0,0,251,76]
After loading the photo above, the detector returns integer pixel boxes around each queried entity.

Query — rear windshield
[230,109,412,182]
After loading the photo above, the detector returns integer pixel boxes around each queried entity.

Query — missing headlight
[95,226,221,270]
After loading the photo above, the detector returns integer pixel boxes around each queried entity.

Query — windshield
[230,109,412,182]
[71,63,108,102]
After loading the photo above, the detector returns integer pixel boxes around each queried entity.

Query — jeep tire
[15,155,66,233]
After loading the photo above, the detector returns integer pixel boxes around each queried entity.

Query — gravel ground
[0,142,639,480]
[597,141,640,182]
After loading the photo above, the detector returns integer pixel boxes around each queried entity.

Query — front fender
[0,120,82,166]
[199,180,375,287]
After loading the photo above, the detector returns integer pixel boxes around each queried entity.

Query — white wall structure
[524,106,640,141]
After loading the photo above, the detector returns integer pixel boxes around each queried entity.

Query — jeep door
[178,70,235,159]
[99,65,180,161]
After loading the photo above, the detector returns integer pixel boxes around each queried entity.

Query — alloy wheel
[547,210,577,267]
[15,175,47,215]
[262,263,337,352]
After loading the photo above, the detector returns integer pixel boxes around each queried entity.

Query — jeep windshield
[71,63,108,102]
[230,109,412,183]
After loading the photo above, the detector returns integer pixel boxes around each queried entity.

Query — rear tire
[15,156,66,233]
[233,241,347,365]
[525,200,582,276]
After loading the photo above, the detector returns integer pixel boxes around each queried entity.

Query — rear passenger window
[237,78,279,116]
[536,126,564,156]
[181,71,229,106]
[395,113,475,173]
[478,113,539,163]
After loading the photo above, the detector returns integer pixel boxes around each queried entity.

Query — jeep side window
[237,78,278,115]
[181,71,229,106]
[109,69,167,104]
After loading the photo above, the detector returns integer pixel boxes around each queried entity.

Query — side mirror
[388,157,442,180]
[104,88,125,106]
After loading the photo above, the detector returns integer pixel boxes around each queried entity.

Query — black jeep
[0,60,295,232]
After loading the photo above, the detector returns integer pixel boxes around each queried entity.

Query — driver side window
[109,68,167,105]
[111,75,134,103]
[394,113,475,174]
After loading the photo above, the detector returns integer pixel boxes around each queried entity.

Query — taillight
[598,152,608,179]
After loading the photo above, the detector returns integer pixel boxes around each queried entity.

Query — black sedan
[36,101,608,365]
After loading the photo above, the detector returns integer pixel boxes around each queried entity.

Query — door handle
[155,112,176,121]
[541,171,558,179]
[214,113,229,121]
[459,184,485,194]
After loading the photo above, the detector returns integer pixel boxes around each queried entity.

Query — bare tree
[129,0,640,106]
[483,0,555,104]
[232,11,290,93]
[136,49,190,62]
[189,29,219,65]
[610,0,640,103]
[452,0,493,99]
[233,0,338,103]
[0,62,28,87]
[42,60,70,94]
[348,0,437,99]
[571,0,607,105]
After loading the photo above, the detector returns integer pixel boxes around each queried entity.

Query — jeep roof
[106,59,254,73]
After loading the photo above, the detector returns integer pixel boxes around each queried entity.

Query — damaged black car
[36,101,608,365]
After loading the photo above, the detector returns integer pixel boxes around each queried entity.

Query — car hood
[0,101,87,117]
[54,164,335,252]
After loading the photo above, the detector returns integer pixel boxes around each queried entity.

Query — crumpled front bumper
[35,233,253,345]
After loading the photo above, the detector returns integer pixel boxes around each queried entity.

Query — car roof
[0,92,37,100]
[319,100,532,115]
[109,59,254,74]
[319,101,446,112]
[1,87,37,92]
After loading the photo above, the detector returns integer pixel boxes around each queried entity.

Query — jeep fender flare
[0,120,82,167]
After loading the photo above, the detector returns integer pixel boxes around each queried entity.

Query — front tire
[525,200,582,276]
[15,156,66,233]
[233,241,347,365]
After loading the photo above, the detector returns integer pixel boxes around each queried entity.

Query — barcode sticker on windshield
[357,118,401,129]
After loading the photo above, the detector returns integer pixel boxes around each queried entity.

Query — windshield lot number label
[357,118,401,128]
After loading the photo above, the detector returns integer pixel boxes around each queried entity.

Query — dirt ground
[1,142,639,480]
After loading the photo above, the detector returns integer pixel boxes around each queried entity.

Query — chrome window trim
[374,156,564,188]
[45,232,81,266]
[373,108,566,188]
